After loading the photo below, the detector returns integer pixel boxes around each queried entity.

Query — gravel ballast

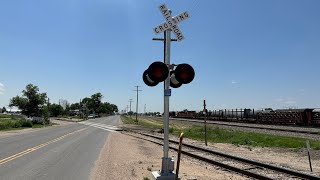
[90,132,246,180]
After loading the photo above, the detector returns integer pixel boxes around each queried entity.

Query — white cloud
[274,97,297,104]
[0,83,4,94]
[231,80,238,84]
[284,100,297,104]
[274,98,284,102]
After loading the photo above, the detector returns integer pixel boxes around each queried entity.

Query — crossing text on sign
[154,12,189,34]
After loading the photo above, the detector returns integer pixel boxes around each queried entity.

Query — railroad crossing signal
[143,62,195,88]
[153,4,189,41]
[150,4,192,180]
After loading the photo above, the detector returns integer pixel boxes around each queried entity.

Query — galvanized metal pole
[136,86,138,122]
[162,29,171,175]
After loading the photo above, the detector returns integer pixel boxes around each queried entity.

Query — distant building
[6,106,22,114]
[69,109,80,116]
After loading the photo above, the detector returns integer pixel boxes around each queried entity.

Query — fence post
[306,140,313,172]
[236,109,238,120]
[175,133,184,180]
[203,100,207,146]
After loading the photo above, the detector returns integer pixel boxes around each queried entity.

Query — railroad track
[152,117,320,136]
[124,131,320,180]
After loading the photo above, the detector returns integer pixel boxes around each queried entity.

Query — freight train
[169,108,320,126]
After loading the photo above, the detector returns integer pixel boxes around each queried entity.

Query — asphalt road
[0,115,120,180]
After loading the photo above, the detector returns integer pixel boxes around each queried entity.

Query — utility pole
[203,99,208,146]
[79,99,84,119]
[144,104,146,115]
[126,105,129,114]
[133,86,142,122]
[46,98,50,126]
[129,99,133,117]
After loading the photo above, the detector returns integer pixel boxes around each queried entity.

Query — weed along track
[123,131,320,179]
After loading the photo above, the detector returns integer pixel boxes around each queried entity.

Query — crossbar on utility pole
[152,38,178,41]
[133,86,142,123]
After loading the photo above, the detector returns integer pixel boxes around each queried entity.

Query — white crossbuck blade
[153,4,190,41]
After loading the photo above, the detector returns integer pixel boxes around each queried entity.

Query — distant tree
[1,107,6,113]
[42,106,50,124]
[70,103,80,110]
[49,104,64,117]
[97,102,111,114]
[90,93,103,113]
[10,84,47,117]
[64,103,70,115]
[110,104,118,112]
[80,93,117,116]
[128,111,134,116]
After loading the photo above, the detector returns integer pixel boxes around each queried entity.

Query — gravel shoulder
[90,132,246,180]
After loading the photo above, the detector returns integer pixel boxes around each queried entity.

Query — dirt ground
[191,140,320,176]
[90,132,246,180]
[122,123,320,177]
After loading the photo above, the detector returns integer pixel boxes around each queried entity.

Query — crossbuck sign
[153,4,189,41]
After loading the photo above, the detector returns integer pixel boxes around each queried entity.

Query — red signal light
[174,63,195,84]
[143,61,169,87]
[148,61,169,82]
[143,70,159,87]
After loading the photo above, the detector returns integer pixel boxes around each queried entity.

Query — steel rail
[153,117,320,135]
[126,133,273,180]
[133,131,320,180]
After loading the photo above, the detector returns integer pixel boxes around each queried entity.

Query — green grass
[0,118,53,131]
[172,125,320,149]
[121,116,163,129]
[121,116,320,150]
[0,119,33,130]
[57,115,81,119]
[0,114,24,120]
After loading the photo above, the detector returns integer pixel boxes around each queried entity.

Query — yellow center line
[0,128,87,165]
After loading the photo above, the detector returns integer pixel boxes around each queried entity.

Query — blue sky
[1,0,320,113]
